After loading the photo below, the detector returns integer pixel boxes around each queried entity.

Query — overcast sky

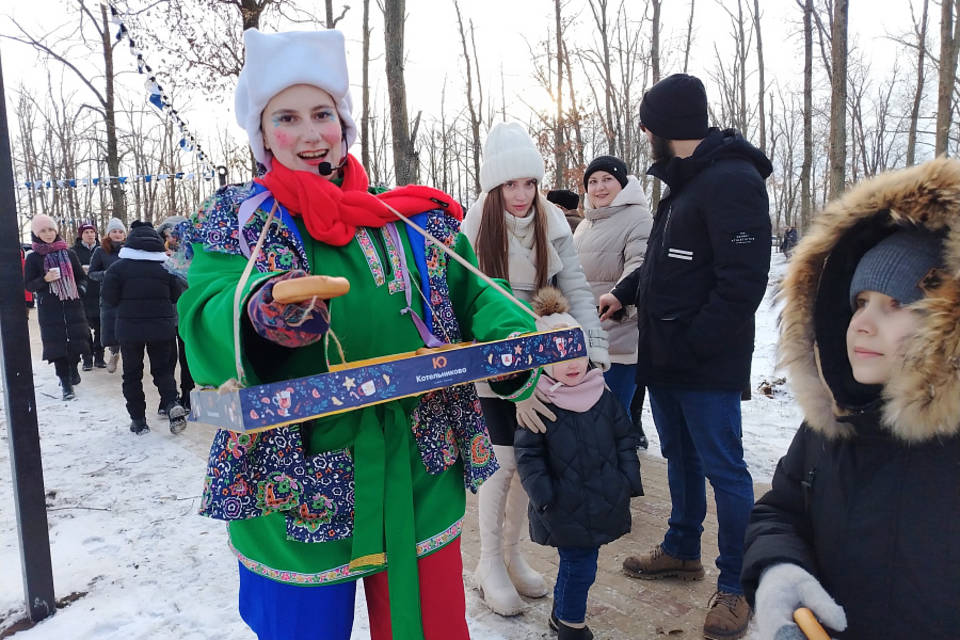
[0,0,917,170]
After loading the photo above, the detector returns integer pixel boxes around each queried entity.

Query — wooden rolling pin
[272,275,351,304]
[793,608,831,640]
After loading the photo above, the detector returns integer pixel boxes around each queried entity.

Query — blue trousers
[554,546,600,624]
[238,563,356,639]
[647,385,753,594]
[603,363,637,413]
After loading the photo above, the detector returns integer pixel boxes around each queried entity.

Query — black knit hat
[583,156,629,190]
[546,189,580,211]
[125,220,166,253]
[638,73,709,140]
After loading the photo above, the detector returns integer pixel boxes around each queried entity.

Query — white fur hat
[234,29,357,171]
[479,122,545,193]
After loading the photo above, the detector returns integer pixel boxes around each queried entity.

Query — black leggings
[479,396,520,447]
[52,356,78,379]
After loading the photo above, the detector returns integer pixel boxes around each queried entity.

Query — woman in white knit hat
[177,29,539,640]
[461,122,609,616]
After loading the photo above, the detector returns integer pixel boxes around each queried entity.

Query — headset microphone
[317,161,333,176]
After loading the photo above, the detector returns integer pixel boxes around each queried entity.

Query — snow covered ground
[0,251,800,639]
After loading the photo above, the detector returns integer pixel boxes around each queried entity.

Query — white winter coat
[462,193,608,395]
[574,175,652,364]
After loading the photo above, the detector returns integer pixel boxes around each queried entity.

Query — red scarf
[257,154,463,245]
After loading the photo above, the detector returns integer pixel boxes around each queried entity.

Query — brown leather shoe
[703,591,752,640]
[621,544,705,580]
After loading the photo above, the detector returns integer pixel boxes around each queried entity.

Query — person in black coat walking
[514,288,643,640]
[598,73,771,640]
[101,221,186,435]
[157,215,194,412]
[89,217,126,373]
[742,158,960,640]
[23,214,91,400]
[73,222,105,370]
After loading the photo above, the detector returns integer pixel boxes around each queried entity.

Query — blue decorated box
[188,327,585,432]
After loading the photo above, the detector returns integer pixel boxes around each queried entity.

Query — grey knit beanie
[849,230,945,309]
[106,217,126,234]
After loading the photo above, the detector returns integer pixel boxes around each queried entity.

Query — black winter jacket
[89,244,122,346]
[24,249,91,362]
[100,229,182,344]
[72,238,100,319]
[515,387,644,548]
[612,128,771,391]
[742,415,960,639]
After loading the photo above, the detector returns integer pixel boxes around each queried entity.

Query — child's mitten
[755,563,846,640]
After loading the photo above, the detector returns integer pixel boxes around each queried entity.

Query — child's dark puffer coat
[515,387,643,548]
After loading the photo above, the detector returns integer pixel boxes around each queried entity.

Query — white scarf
[503,208,563,290]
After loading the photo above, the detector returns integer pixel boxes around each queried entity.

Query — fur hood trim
[780,157,960,442]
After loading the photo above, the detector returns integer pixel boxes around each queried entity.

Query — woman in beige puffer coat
[574,156,652,445]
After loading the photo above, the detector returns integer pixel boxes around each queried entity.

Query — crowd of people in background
[23,213,193,435]
[18,26,960,640]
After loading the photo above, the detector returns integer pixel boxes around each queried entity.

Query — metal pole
[0,48,57,623]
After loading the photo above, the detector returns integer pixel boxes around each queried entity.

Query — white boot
[503,455,550,598]
[474,445,525,616]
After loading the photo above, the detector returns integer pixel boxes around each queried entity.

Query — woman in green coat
[178,28,539,640]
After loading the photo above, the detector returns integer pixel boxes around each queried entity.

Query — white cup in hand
[82,265,89,273]
[48,267,61,280]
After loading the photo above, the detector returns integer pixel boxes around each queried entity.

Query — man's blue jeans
[647,385,753,595]
[554,546,600,624]
[603,363,637,413]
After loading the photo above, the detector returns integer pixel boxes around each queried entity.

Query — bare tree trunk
[324,0,349,28]
[936,0,959,156]
[752,0,766,154]
[800,0,813,228]
[554,0,565,186]
[561,39,586,170]
[651,0,662,208]
[828,0,848,199]
[500,64,507,121]
[98,4,125,220]
[907,0,929,166]
[684,0,696,73]
[361,0,371,171]
[383,0,418,185]
[453,1,481,194]
[588,0,616,155]
[736,0,748,135]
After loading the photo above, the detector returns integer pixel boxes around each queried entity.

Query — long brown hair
[475,184,550,289]
[101,236,121,254]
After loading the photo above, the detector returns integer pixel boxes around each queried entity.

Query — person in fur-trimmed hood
[741,157,960,640]
[101,221,187,435]
[515,286,643,640]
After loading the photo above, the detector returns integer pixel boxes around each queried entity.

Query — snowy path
[1,251,799,639]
